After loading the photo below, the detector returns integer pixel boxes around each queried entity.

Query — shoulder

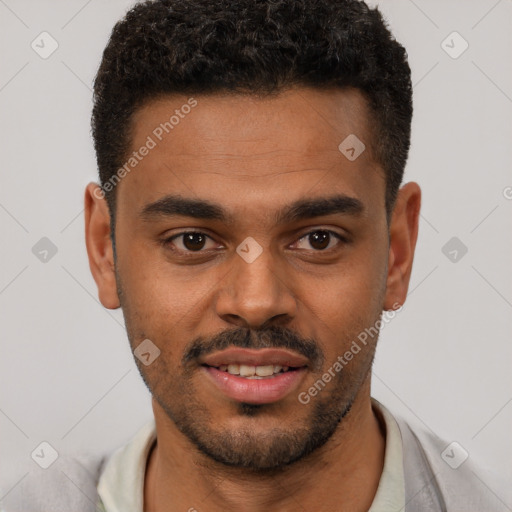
[1,451,109,512]
[393,411,512,511]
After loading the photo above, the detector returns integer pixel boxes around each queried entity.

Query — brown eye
[182,232,207,251]
[308,231,330,250]
[295,230,345,251]
[166,231,217,252]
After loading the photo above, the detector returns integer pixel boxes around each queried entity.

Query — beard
[153,376,360,471]
[127,322,377,472]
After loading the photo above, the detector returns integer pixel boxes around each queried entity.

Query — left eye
[294,230,344,251]
[167,232,217,252]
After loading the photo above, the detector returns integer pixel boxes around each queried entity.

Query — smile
[199,348,309,404]
[205,363,298,379]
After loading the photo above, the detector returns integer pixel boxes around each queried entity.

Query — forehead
[132,86,372,156]
[117,87,385,224]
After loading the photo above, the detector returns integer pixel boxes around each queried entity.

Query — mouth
[203,363,300,379]
[200,348,309,404]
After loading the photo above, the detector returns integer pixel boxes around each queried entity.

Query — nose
[215,240,298,329]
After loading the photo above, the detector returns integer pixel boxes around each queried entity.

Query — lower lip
[202,366,307,404]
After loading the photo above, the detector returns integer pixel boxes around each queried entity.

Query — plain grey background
[1,0,511,504]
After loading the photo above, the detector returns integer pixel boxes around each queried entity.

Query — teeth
[217,364,292,377]
[255,365,274,377]
[239,364,255,377]
[227,364,240,375]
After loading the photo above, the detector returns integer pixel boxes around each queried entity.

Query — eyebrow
[139,193,365,225]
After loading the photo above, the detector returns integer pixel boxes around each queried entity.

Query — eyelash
[162,229,348,255]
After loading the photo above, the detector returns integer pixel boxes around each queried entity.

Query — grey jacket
[2,416,510,511]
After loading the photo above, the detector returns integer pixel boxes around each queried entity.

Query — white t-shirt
[97,398,405,511]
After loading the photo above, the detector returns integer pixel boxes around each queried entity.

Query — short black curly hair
[92,0,412,220]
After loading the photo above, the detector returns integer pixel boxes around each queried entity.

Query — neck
[144,377,385,512]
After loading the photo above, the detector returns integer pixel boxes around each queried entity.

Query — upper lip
[200,348,309,368]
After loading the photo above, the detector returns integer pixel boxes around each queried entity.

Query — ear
[84,183,120,309]
[383,182,421,310]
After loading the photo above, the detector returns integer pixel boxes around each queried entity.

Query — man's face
[110,88,392,469]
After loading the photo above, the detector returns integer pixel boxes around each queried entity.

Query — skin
[85,87,421,512]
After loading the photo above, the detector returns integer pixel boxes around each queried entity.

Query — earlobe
[84,183,120,309]
[383,182,421,311]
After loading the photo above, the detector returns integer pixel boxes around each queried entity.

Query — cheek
[116,246,226,359]
[117,240,204,315]
[316,247,387,314]
[306,247,388,357]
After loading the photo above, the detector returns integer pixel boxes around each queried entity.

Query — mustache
[182,325,324,370]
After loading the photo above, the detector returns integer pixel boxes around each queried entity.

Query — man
[6,0,509,511]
